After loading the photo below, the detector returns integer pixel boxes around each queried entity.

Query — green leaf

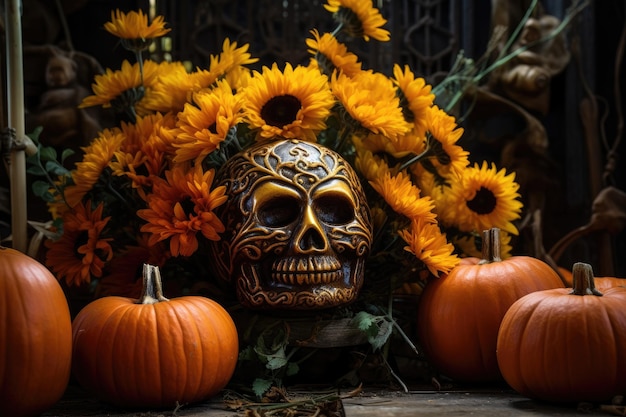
[369,319,393,352]
[286,362,299,377]
[252,378,273,398]
[26,165,46,176]
[352,311,377,336]
[31,180,53,199]
[45,160,70,176]
[266,355,288,371]
[60,148,75,164]
[38,146,57,162]
[238,345,255,361]
[351,311,393,352]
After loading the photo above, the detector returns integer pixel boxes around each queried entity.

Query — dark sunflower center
[315,53,336,78]
[466,187,497,215]
[396,89,415,123]
[208,122,218,134]
[335,7,365,38]
[261,95,301,127]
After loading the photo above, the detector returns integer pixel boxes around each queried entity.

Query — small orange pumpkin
[497,262,626,402]
[0,246,73,417]
[558,266,625,291]
[417,228,564,382]
[71,264,239,408]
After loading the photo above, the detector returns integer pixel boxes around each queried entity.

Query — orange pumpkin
[0,246,73,417]
[558,266,625,291]
[497,262,626,402]
[417,228,564,382]
[71,264,239,408]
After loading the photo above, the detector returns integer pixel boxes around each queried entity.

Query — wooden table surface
[41,383,621,416]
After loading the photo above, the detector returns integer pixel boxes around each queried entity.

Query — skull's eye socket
[258,196,300,227]
[315,194,354,225]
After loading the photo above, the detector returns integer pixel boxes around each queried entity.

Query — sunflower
[137,165,227,257]
[399,217,460,277]
[447,161,523,235]
[331,70,410,141]
[324,0,390,42]
[210,38,259,78]
[353,148,392,183]
[117,112,176,155]
[80,59,160,115]
[306,29,362,77]
[104,9,170,53]
[370,170,437,223]
[173,80,246,163]
[139,60,196,114]
[45,201,113,287]
[422,105,469,179]
[392,64,435,136]
[64,128,126,208]
[243,62,335,142]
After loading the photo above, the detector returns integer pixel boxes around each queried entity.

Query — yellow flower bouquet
[26,0,542,391]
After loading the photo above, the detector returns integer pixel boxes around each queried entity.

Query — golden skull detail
[207,139,373,310]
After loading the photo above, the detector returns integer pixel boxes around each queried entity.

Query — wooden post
[5,0,28,253]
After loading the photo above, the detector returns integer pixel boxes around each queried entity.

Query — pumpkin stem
[570,262,603,296]
[478,228,501,265]
[137,264,170,304]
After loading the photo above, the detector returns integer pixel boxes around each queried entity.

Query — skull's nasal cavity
[298,227,327,252]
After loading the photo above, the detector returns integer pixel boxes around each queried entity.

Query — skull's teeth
[272,271,341,285]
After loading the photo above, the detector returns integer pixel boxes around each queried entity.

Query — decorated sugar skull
[208,139,372,310]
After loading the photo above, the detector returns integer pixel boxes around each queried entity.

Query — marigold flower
[104,9,170,40]
[174,80,246,163]
[64,129,126,208]
[370,171,437,223]
[399,218,460,277]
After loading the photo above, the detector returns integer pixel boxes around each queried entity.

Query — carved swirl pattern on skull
[207,139,372,310]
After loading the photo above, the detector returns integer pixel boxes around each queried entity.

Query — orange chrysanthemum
[45,201,113,286]
[137,165,227,257]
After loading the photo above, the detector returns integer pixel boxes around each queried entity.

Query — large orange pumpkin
[0,246,73,417]
[71,264,239,408]
[417,228,564,382]
[497,262,626,402]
